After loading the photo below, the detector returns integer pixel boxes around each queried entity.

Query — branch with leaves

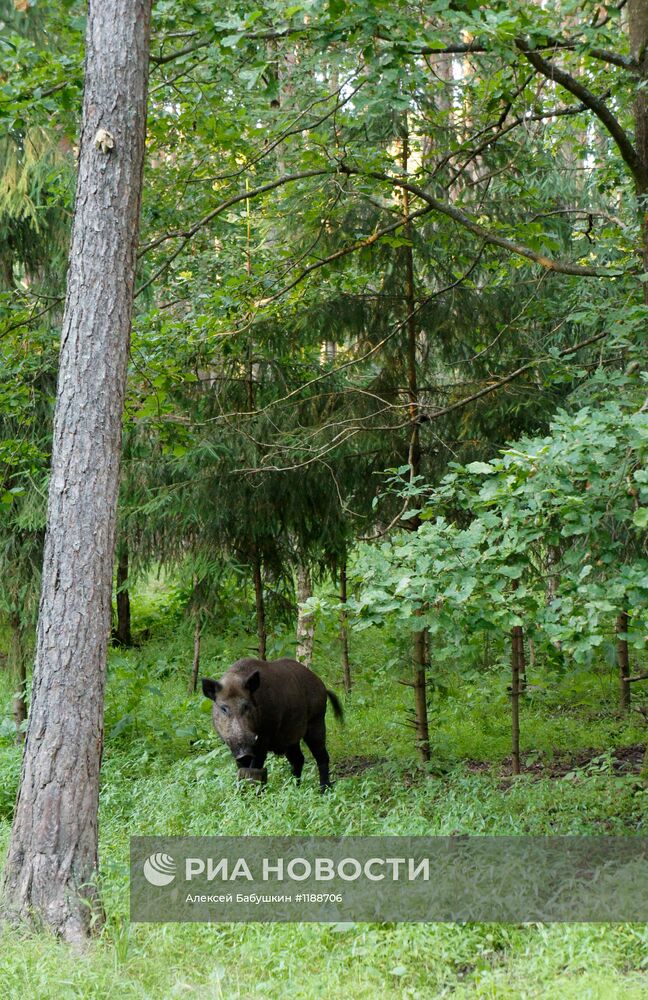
[340,166,623,278]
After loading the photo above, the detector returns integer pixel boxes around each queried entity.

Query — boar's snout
[232,733,259,766]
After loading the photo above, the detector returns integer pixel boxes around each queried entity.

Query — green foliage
[0,319,55,637]
[4,0,647,636]
[0,737,20,821]
[348,386,648,671]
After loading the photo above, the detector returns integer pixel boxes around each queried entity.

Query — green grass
[0,587,647,999]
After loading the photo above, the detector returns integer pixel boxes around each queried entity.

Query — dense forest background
[0,0,647,995]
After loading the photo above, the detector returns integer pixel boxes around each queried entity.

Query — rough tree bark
[1,0,151,943]
[295,563,315,668]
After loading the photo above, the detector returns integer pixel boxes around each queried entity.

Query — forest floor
[0,578,647,999]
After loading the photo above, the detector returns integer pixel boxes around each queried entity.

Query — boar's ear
[202,677,222,701]
[244,670,260,693]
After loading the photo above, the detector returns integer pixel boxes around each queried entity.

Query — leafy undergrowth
[0,592,647,999]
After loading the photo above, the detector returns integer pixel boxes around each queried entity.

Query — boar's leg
[304,718,332,791]
[285,744,305,783]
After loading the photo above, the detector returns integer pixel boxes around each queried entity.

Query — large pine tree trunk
[1,0,151,943]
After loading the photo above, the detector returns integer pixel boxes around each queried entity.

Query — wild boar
[202,657,343,790]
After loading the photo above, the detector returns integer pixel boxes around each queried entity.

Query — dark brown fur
[202,657,343,790]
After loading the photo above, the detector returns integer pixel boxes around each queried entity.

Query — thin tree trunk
[617,608,631,713]
[631,0,648,776]
[339,561,351,693]
[9,614,28,744]
[510,627,521,775]
[546,544,560,604]
[1,0,151,943]
[628,0,648,300]
[402,118,430,763]
[324,340,337,364]
[482,630,491,670]
[516,625,527,692]
[253,550,267,661]
[114,542,132,646]
[295,562,315,668]
[413,629,430,762]
[189,615,202,694]
[245,308,267,664]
